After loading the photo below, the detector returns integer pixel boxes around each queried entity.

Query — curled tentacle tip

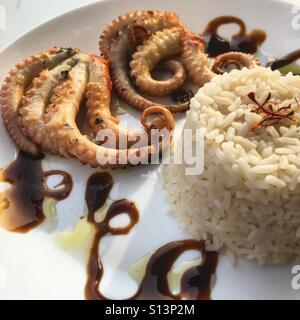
[141,106,175,131]
[212,51,260,75]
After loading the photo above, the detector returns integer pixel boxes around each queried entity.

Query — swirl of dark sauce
[84,172,218,300]
[84,172,139,299]
[132,240,219,300]
[0,151,73,233]
[267,49,300,73]
[203,16,267,57]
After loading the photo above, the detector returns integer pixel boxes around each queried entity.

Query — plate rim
[0,0,297,57]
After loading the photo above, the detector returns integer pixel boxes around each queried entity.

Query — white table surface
[0,0,300,50]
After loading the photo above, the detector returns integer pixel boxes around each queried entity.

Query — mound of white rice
[163,66,300,265]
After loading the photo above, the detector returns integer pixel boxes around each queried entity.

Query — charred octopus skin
[44,56,175,168]
[181,32,215,87]
[212,52,260,74]
[0,12,261,168]
[181,33,259,85]
[19,56,78,154]
[130,27,187,97]
[0,47,78,154]
[86,55,158,148]
[1,48,175,168]
[100,10,260,109]
[99,10,191,113]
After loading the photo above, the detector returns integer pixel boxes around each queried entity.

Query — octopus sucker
[99,10,190,113]
[19,56,78,154]
[0,47,78,154]
[130,27,187,97]
[181,32,215,87]
[212,51,260,74]
[44,56,174,168]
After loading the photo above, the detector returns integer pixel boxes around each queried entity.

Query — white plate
[0,0,300,300]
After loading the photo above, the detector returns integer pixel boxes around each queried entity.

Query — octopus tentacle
[0,47,78,154]
[181,32,215,87]
[99,10,183,58]
[86,55,112,136]
[100,11,189,113]
[19,56,78,154]
[141,106,175,131]
[212,51,260,74]
[158,59,186,82]
[181,33,259,84]
[86,55,149,148]
[130,27,187,97]
[45,56,174,168]
[108,32,189,113]
[44,57,89,158]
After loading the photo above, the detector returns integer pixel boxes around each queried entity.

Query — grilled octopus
[0,48,175,168]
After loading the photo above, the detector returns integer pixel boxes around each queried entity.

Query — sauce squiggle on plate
[0,151,72,233]
[84,172,218,300]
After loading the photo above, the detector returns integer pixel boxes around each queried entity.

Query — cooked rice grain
[162,67,300,265]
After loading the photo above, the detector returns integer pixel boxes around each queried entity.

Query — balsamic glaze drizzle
[84,172,139,299]
[0,151,72,233]
[267,49,300,73]
[203,16,267,57]
[84,172,218,300]
[0,162,219,300]
[132,240,218,300]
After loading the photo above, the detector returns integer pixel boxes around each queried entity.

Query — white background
[0,0,300,49]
